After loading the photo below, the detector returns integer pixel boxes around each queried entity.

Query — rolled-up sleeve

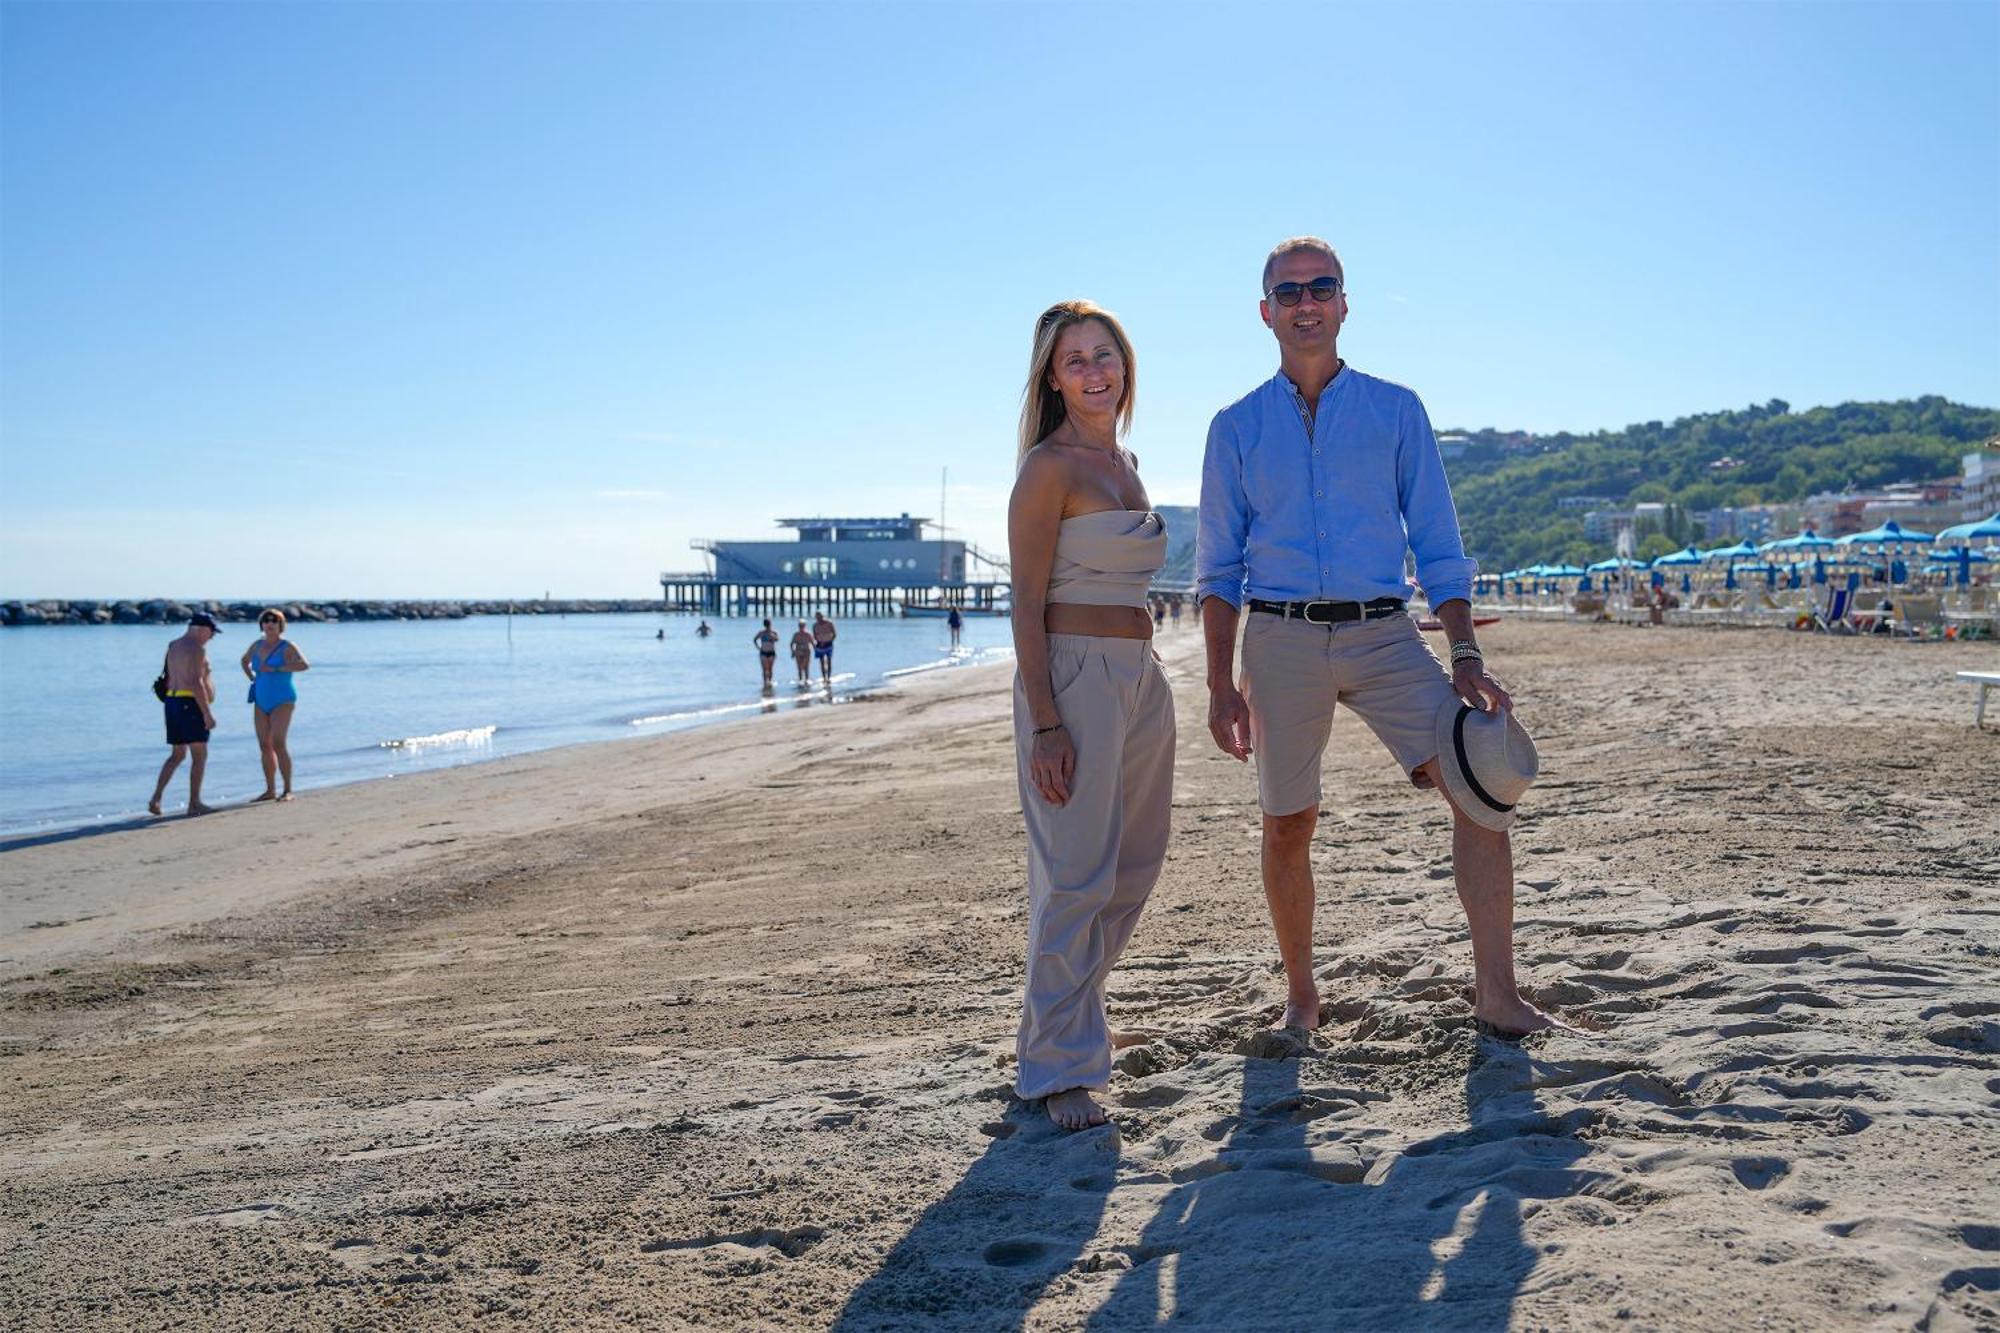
[1195,411,1249,609]
[1396,392,1478,608]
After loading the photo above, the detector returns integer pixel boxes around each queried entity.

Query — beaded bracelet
[1448,640,1484,665]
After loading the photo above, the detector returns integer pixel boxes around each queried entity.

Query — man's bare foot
[251,791,277,803]
[1472,994,1584,1040]
[1275,995,1322,1031]
[1044,1088,1108,1131]
[186,802,215,817]
[147,798,163,816]
[1109,1028,1160,1050]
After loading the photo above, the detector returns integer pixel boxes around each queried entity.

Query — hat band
[1452,706,1515,815]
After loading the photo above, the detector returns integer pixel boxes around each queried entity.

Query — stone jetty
[0,599,669,627]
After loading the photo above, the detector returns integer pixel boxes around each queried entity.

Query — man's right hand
[1207,684,1253,761]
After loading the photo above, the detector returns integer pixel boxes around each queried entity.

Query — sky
[2,0,1995,599]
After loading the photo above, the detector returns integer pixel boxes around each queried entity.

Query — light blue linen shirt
[1195,366,1478,611]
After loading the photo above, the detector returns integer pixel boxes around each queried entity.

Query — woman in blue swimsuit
[240,607,311,802]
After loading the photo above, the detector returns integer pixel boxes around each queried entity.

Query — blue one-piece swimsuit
[253,640,297,714]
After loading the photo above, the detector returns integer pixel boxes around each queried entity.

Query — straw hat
[1432,699,1539,832]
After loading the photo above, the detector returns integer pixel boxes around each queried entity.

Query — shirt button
[1318,531,1326,538]
[1313,448,1321,455]
[1315,490,1323,497]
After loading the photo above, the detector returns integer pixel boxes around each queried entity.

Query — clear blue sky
[3,1,1995,598]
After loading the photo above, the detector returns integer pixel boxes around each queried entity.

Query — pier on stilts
[660,514,1010,617]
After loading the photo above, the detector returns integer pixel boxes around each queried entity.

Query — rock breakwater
[0,599,668,627]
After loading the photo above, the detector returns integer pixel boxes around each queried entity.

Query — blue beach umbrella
[1760,528,1838,559]
[1930,544,1994,586]
[1936,512,2000,545]
[1652,546,1704,567]
[1702,540,1762,562]
[1839,519,1933,548]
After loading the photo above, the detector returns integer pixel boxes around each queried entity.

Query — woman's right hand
[1029,724,1076,806]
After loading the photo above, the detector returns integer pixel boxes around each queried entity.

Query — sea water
[0,612,1015,839]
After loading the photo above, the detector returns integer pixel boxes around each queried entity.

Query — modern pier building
[660,514,1009,616]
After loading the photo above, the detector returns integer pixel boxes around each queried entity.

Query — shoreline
[4,621,1996,1330]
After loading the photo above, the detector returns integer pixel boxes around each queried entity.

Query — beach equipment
[1929,545,1994,586]
[1839,519,1933,547]
[1702,540,1762,562]
[1761,528,1838,555]
[1936,512,2000,545]
[1652,546,1704,567]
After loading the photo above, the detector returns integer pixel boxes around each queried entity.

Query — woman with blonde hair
[1008,300,1174,1130]
[240,607,310,802]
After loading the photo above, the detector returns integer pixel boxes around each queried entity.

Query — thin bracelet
[1033,722,1065,736]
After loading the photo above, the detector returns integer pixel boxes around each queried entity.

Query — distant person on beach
[789,620,814,685]
[753,618,779,687]
[1196,235,1568,1041]
[696,620,712,638]
[1170,596,1184,630]
[1009,299,1173,1130]
[149,613,220,817]
[240,608,310,803]
[947,604,964,650]
[812,612,836,684]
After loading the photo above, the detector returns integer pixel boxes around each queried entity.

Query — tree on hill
[1442,397,1999,573]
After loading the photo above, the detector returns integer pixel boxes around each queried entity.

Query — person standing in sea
[811,611,837,685]
[1009,299,1174,1130]
[149,613,221,817]
[1196,236,1568,1040]
[240,607,310,803]
[753,618,779,689]
[787,620,814,686]
[947,604,964,651]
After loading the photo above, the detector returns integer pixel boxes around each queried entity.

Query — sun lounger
[1960,670,2000,728]
[1813,586,1854,633]
[1893,595,1944,639]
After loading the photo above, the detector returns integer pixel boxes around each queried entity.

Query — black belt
[1247,596,1406,625]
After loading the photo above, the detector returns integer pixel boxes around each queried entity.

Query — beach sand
[3,622,1997,1331]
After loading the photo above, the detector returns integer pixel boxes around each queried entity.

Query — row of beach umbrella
[1492,512,2000,591]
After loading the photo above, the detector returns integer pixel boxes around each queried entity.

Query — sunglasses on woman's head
[1265,276,1342,306]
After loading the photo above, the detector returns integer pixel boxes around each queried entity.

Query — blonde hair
[1261,236,1344,293]
[258,607,287,630]
[1017,300,1136,461]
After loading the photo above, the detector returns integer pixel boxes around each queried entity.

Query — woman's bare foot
[1044,1088,1108,1131]
[251,791,277,803]
[186,802,216,817]
[275,792,294,803]
[147,798,163,816]
[1275,993,1322,1031]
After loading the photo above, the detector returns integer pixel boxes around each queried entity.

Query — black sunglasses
[1265,276,1342,307]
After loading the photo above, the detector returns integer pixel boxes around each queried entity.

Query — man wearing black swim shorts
[150,613,221,817]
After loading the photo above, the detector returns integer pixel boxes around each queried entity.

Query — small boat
[1414,616,1501,632]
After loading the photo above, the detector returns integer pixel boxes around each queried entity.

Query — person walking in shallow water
[753,618,779,688]
[1196,235,1568,1040]
[789,620,813,685]
[240,607,310,803]
[811,612,837,685]
[1010,300,1174,1130]
[149,613,221,817]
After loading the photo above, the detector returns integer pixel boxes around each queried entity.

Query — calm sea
[0,612,1016,839]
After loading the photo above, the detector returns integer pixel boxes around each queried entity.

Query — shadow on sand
[836,1038,1596,1330]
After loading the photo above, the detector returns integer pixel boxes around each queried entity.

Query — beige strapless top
[1045,509,1167,608]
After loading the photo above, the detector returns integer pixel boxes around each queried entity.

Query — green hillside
[1443,397,2000,571]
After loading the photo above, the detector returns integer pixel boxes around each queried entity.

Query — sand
[3,621,1997,1331]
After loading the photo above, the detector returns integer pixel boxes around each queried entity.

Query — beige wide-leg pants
[1012,634,1175,1100]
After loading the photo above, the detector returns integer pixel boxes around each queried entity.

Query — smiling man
[1195,235,1568,1041]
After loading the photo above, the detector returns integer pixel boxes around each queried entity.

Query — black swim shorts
[164,697,210,745]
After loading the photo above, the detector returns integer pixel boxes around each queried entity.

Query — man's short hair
[1262,236,1344,294]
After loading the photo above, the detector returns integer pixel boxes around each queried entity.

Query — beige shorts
[1240,609,1459,816]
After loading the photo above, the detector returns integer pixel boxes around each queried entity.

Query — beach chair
[1813,586,1854,633]
[1892,595,1944,639]
[1944,587,1994,640]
